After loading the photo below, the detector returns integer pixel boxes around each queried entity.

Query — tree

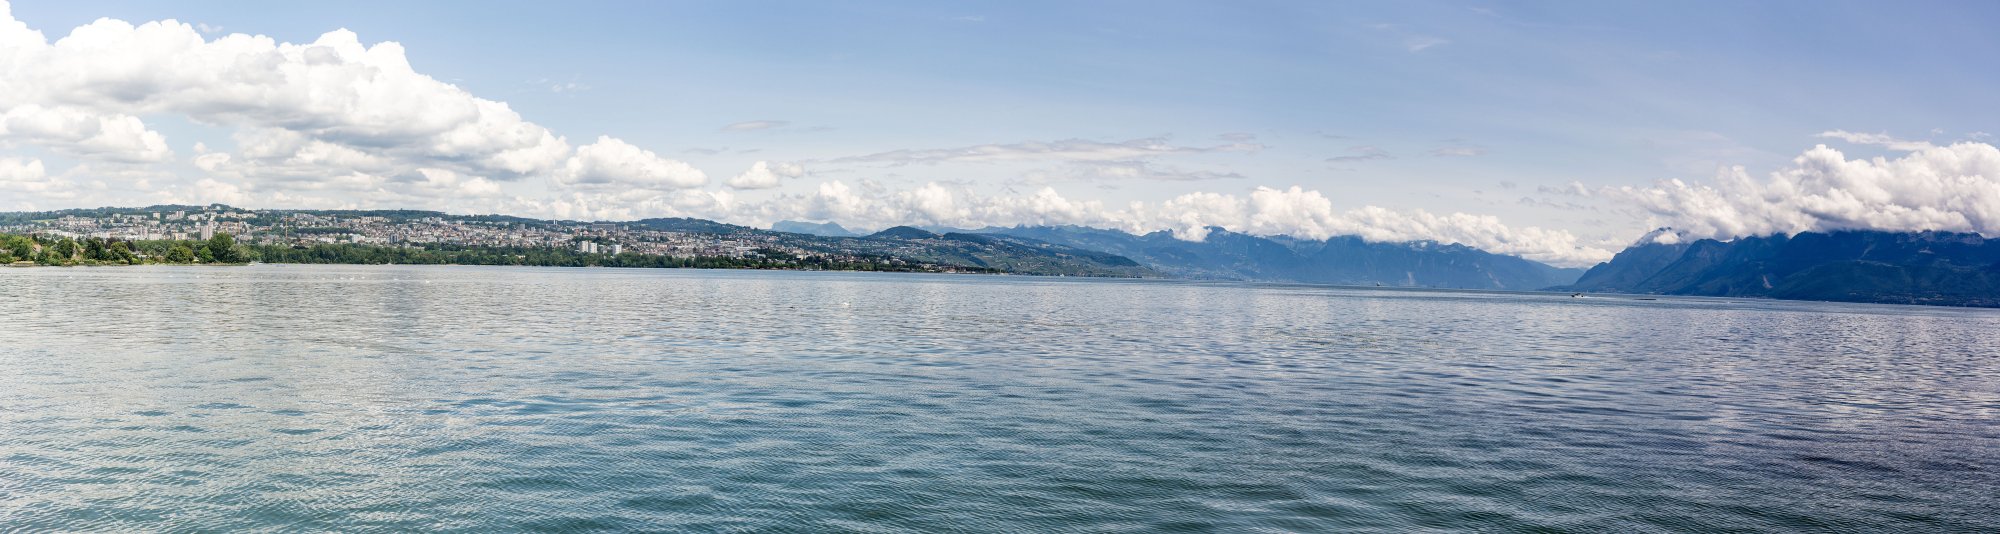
[0,234,30,259]
[166,243,197,263]
[84,238,108,261]
[52,238,78,261]
[108,241,135,264]
[207,232,242,263]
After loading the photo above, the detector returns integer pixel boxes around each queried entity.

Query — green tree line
[2,232,983,273]
[2,232,242,266]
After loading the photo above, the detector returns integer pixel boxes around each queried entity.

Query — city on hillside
[0,205,1157,277]
[2,205,770,258]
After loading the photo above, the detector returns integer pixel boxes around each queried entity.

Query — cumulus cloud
[1814,130,1934,151]
[726,161,804,190]
[502,181,1611,266]
[0,1,711,205]
[0,105,172,162]
[556,136,708,191]
[0,157,56,191]
[0,12,572,177]
[1136,186,1611,265]
[834,137,1262,166]
[0,157,99,210]
[1599,142,2000,241]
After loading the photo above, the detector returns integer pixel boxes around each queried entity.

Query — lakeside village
[0,206,958,272]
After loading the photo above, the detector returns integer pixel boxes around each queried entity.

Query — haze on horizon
[2,0,1998,267]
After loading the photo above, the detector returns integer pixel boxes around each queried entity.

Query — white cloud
[190,177,252,206]
[0,104,172,162]
[725,161,803,190]
[0,17,572,177]
[410,167,502,197]
[496,181,1611,266]
[0,157,99,210]
[0,2,636,202]
[0,157,59,192]
[1600,142,2000,240]
[556,136,707,191]
[1815,130,1934,151]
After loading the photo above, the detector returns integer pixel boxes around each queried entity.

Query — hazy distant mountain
[982,225,1583,289]
[629,217,751,234]
[860,231,1151,277]
[870,226,940,240]
[6,204,1582,284]
[771,220,859,237]
[1559,230,2000,307]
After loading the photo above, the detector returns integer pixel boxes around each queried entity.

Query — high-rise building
[200,223,215,241]
[610,244,622,255]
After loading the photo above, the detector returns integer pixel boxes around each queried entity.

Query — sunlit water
[2,265,1997,532]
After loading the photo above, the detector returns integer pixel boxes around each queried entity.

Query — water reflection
[1,265,1996,531]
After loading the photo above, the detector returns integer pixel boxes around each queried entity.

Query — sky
[3,1,1999,266]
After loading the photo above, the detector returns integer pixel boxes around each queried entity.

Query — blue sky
[3,1,1998,265]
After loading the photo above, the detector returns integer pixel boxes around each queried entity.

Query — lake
[1,265,1996,532]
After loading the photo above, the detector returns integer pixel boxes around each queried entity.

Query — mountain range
[968,225,1584,290]
[770,220,859,237]
[766,220,1587,290]
[1559,230,2000,307]
[636,219,1153,277]
[44,205,2000,306]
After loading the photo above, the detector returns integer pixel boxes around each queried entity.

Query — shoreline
[0,259,1149,279]
[14,260,2000,311]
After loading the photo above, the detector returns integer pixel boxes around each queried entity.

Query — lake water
[1,265,1996,532]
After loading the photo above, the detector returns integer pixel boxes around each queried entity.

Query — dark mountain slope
[984,225,1582,289]
[1559,230,2000,307]
[869,226,940,240]
[770,220,859,237]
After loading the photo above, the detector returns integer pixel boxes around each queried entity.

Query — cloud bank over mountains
[1,1,1995,269]
[529,183,1616,265]
[1590,142,2000,243]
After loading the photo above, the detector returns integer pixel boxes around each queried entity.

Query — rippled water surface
[2,265,1998,532]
